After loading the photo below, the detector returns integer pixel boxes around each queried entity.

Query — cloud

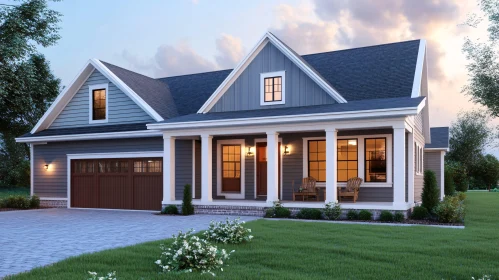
[215,34,245,69]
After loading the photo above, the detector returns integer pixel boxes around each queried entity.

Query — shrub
[204,218,253,244]
[411,206,429,220]
[30,195,40,208]
[346,210,359,220]
[394,212,405,222]
[162,205,179,215]
[156,229,233,276]
[379,210,394,222]
[444,165,456,196]
[296,208,322,220]
[422,170,440,212]
[181,184,194,215]
[492,188,499,192]
[358,210,372,220]
[87,271,116,280]
[455,191,466,201]
[3,195,31,209]
[265,201,291,218]
[323,202,341,220]
[434,196,465,223]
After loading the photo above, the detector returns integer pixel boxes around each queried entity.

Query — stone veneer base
[40,199,67,208]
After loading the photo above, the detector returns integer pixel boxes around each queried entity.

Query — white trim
[197,32,347,113]
[66,151,163,208]
[39,197,68,201]
[440,150,445,200]
[149,104,424,131]
[302,134,393,188]
[424,147,450,152]
[88,83,109,124]
[260,71,286,106]
[415,142,424,175]
[16,130,163,143]
[411,40,427,98]
[192,139,196,199]
[30,144,34,196]
[253,138,283,199]
[216,139,246,199]
[30,59,164,134]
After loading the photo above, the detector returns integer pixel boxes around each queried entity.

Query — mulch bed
[0,207,52,212]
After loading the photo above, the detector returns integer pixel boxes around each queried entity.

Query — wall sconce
[246,147,254,156]
[44,164,49,171]
[283,145,290,156]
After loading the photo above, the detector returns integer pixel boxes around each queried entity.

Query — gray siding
[414,128,425,202]
[210,42,336,112]
[50,70,154,129]
[415,111,424,133]
[33,137,163,198]
[424,151,442,197]
[175,140,193,200]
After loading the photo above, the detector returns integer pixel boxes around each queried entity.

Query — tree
[421,170,440,212]
[473,154,499,191]
[446,110,496,177]
[444,165,456,196]
[462,0,499,116]
[181,184,194,215]
[0,0,62,187]
[447,161,469,192]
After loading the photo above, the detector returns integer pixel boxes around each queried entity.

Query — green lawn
[9,192,499,280]
[0,187,29,200]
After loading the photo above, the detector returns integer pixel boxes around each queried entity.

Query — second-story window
[260,71,285,106]
[264,76,282,102]
[92,88,106,120]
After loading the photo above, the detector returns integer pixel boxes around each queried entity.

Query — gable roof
[100,61,178,119]
[196,32,348,113]
[425,127,449,150]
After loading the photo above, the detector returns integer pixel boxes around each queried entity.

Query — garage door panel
[133,175,162,210]
[98,176,131,209]
[72,175,98,208]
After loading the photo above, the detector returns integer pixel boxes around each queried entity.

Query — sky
[10,0,497,153]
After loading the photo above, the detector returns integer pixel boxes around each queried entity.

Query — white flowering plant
[156,229,234,276]
[87,271,116,280]
[204,218,254,244]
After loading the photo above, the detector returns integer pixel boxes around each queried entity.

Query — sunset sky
[35,0,496,153]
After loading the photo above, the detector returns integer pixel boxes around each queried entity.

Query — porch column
[163,134,175,204]
[407,131,415,204]
[393,127,406,207]
[325,128,338,203]
[201,134,213,202]
[266,131,279,203]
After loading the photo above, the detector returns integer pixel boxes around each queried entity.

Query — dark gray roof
[157,96,425,124]
[425,127,449,149]
[21,123,149,138]
[155,40,421,115]
[101,61,178,119]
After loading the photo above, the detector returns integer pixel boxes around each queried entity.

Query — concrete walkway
[0,208,259,278]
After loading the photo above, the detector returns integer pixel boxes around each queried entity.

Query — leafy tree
[444,165,456,196]
[421,170,440,212]
[473,154,499,191]
[446,110,496,177]
[447,161,469,192]
[462,0,499,116]
[0,0,62,187]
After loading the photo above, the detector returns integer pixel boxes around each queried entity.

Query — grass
[8,192,499,280]
[0,187,29,200]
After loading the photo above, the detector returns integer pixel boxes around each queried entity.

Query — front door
[256,142,281,198]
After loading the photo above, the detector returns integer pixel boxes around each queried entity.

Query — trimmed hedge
[346,210,359,220]
[1,195,39,209]
[422,170,439,212]
[379,210,394,222]
[296,208,322,220]
[411,206,429,220]
[358,210,372,220]
[394,212,405,222]
[161,205,179,215]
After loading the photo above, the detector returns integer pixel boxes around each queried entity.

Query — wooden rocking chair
[338,177,363,203]
[292,177,319,201]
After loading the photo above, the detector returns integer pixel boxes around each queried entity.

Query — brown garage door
[71,158,163,210]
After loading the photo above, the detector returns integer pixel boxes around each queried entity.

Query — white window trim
[88,83,109,124]
[415,143,424,175]
[253,138,283,199]
[302,134,393,188]
[216,139,246,199]
[260,71,285,106]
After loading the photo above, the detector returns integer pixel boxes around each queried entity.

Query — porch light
[283,145,290,155]
[246,147,254,156]
[44,164,49,171]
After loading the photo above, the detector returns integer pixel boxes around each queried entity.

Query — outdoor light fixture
[246,146,254,156]
[44,164,49,171]
[283,145,290,155]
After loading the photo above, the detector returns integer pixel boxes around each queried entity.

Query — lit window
[133,160,162,173]
[92,89,106,120]
[365,138,387,182]
[261,71,285,105]
[222,145,241,192]
[264,77,282,102]
[337,139,358,182]
[308,140,326,182]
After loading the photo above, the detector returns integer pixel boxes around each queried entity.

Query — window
[73,160,94,174]
[89,83,108,123]
[222,145,241,192]
[98,160,129,173]
[365,138,387,182]
[133,160,162,173]
[415,143,423,175]
[260,71,285,105]
[308,140,326,182]
[337,139,358,182]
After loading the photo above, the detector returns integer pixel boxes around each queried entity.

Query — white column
[393,127,406,207]
[201,134,213,203]
[407,131,415,204]
[440,151,446,200]
[163,134,176,204]
[325,129,338,203]
[266,131,279,203]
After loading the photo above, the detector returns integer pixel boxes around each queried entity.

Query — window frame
[216,139,246,199]
[337,139,359,182]
[88,83,109,124]
[364,137,388,183]
[260,71,285,106]
[415,143,424,175]
[308,140,327,182]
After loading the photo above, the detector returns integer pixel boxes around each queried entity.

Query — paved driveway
[0,208,259,278]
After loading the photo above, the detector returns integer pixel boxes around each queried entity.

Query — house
[16,32,449,216]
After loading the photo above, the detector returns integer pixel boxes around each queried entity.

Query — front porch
[160,117,418,213]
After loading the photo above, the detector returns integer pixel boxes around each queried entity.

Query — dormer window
[89,83,109,123]
[260,71,285,106]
